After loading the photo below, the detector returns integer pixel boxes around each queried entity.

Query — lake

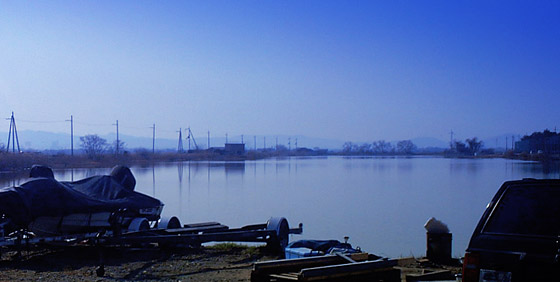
[2,156,558,258]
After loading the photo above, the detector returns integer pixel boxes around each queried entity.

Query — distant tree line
[342,140,417,155]
[446,137,485,156]
[516,129,560,155]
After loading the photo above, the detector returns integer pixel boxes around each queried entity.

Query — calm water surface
[2,156,559,258]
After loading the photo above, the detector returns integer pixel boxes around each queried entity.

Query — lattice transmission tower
[6,112,21,153]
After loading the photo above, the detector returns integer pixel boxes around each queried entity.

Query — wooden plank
[269,273,299,280]
[405,270,454,282]
[254,253,370,272]
[334,252,356,263]
[351,252,369,261]
[299,259,398,280]
[396,257,416,266]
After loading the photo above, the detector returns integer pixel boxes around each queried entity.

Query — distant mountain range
[0,130,522,152]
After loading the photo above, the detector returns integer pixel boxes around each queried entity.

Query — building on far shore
[207,143,245,155]
[225,143,245,155]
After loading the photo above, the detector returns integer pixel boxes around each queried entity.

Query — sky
[0,1,559,143]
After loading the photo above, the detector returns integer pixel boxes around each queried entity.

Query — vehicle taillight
[463,252,480,282]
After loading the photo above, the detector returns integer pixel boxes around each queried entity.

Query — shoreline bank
[0,150,555,176]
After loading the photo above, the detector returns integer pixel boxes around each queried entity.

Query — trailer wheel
[266,217,289,253]
[158,216,181,229]
[127,218,149,233]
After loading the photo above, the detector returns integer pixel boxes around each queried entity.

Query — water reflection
[178,162,183,183]
[152,165,156,197]
[224,162,245,174]
[137,157,560,258]
[1,157,559,258]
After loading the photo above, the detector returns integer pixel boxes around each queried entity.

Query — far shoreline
[1,149,555,177]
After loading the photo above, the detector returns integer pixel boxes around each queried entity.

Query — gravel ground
[0,244,279,282]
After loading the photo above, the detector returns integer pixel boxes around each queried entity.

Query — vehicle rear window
[483,184,560,237]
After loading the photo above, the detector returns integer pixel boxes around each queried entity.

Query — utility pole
[177,128,183,152]
[66,115,74,156]
[113,120,119,155]
[449,130,454,149]
[264,137,266,150]
[241,134,244,144]
[150,123,156,154]
[276,136,278,151]
[6,112,21,153]
[207,130,210,149]
[226,133,228,144]
[288,137,291,151]
[295,138,298,150]
[187,128,191,151]
[254,135,257,150]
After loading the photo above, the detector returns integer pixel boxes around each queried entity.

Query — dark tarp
[0,172,162,228]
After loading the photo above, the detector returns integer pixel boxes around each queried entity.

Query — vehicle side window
[483,184,560,237]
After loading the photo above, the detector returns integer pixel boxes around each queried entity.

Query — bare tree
[109,139,126,155]
[454,141,469,154]
[466,137,483,155]
[372,140,392,154]
[397,140,416,154]
[343,142,354,153]
[80,134,108,159]
[358,143,372,154]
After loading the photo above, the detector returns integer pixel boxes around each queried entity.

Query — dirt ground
[0,244,279,282]
[0,244,463,282]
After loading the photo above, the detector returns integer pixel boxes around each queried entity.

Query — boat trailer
[0,216,302,250]
[102,216,302,250]
[0,216,302,276]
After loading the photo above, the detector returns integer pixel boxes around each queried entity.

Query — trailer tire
[266,217,289,253]
[127,218,149,233]
[157,216,184,249]
[158,216,181,229]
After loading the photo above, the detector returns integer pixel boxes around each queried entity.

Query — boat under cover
[0,165,163,236]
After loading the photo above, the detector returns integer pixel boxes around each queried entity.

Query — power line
[19,119,66,124]
[74,121,113,127]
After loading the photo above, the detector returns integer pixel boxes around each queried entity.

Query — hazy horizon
[1,1,558,142]
[0,128,528,151]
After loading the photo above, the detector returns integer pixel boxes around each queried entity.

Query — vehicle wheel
[127,218,149,233]
[266,217,289,254]
[158,216,181,229]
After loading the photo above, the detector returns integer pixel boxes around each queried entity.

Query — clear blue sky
[1,1,558,142]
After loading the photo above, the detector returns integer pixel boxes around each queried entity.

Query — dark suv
[463,179,560,282]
